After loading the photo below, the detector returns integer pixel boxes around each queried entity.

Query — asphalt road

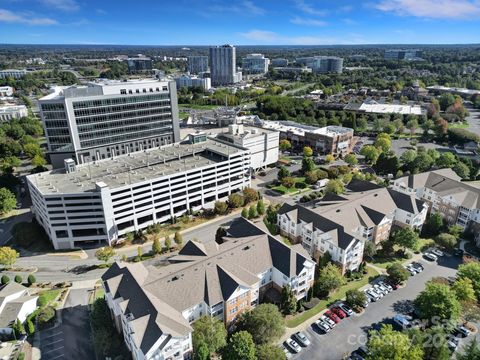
[465,106,480,135]
[288,254,471,360]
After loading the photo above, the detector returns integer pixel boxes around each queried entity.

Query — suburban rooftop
[27,138,246,195]
[260,120,352,137]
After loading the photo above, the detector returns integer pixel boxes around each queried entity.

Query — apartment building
[102,218,315,359]
[242,54,269,75]
[392,168,480,245]
[26,138,250,250]
[278,181,428,273]
[384,49,423,61]
[187,56,209,74]
[296,56,343,74]
[0,86,13,97]
[39,79,180,168]
[271,58,288,67]
[175,75,211,91]
[209,45,242,86]
[260,121,354,156]
[0,105,28,122]
[126,55,153,72]
[0,69,27,79]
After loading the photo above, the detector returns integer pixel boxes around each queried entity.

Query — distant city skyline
[1,0,480,45]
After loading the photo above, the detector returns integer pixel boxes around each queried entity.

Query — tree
[31,155,47,168]
[27,274,36,286]
[386,262,410,284]
[435,233,457,250]
[243,188,259,204]
[316,263,345,296]
[453,161,470,179]
[360,145,380,164]
[281,176,295,188]
[279,139,292,152]
[414,282,460,324]
[456,340,480,360]
[325,179,344,194]
[152,236,161,255]
[406,118,418,135]
[325,154,335,164]
[136,246,143,261]
[14,275,22,283]
[236,304,285,345]
[0,246,19,268]
[257,199,265,215]
[223,331,256,360]
[195,342,210,360]
[422,213,444,237]
[374,152,400,176]
[434,118,449,137]
[280,285,297,315]
[241,207,248,218]
[248,205,258,219]
[363,241,377,260]
[317,251,332,270]
[26,318,35,335]
[457,262,480,300]
[0,275,9,285]
[436,152,457,168]
[344,154,358,166]
[367,324,423,360]
[0,188,16,214]
[23,142,43,158]
[408,326,450,360]
[301,156,316,173]
[257,343,287,360]
[391,227,419,252]
[12,319,25,338]
[303,146,313,157]
[228,193,244,208]
[192,316,227,355]
[346,289,367,310]
[447,224,463,238]
[439,93,456,111]
[174,231,183,248]
[164,235,172,251]
[452,278,476,302]
[214,201,228,215]
[95,247,115,264]
[277,166,290,181]
[374,136,391,153]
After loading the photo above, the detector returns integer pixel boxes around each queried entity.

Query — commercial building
[39,79,180,168]
[242,54,269,75]
[0,105,28,122]
[215,124,279,171]
[426,85,480,98]
[392,168,480,245]
[271,58,288,67]
[278,180,428,273]
[345,100,423,116]
[0,69,27,79]
[260,120,354,156]
[187,56,209,74]
[296,56,343,74]
[273,67,312,75]
[27,138,250,250]
[175,75,211,91]
[0,283,38,336]
[126,55,153,72]
[384,49,423,61]
[209,45,242,86]
[102,218,315,359]
[0,86,13,97]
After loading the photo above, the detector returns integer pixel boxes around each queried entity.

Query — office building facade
[209,45,241,86]
[27,138,250,250]
[0,105,28,122]
[39,79,180,168]
[175,75,211,91]
[126,56,153,72]
[271,58,288,67]
[0,69,27,79]
[187,56,209,74]
[385,49,424,61]
[296,56,343,74]
[242,54,269,75]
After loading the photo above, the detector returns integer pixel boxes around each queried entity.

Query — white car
[365,288,380,301]
[405,264,417,275]
[379,281,393,292]
[314,319,331,333]
[424,252,438,261]
[370,287,384,298]
[431,248,444,257]
[293,332,310,346]
[285,338,302,353]
[339,303,354,316]
[321,314,335,328]
[374,284,389,295]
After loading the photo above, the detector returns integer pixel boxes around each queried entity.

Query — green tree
[279,139,292,152]
[214,201,229,215]
[174,231,183,248]
[408,326,450,360]
[303,146,313,157]
[422,213,444,237]
[164,235,172,251]
[0,246,19,268]
[257,343,286,360]
[236,304,285,345]
[223,331,256,360]
[392,227,420,252]
[316,263,345,296]
[452,278,476,302]
[243,188,259,204]
[192,316,227,355]
[360,145,380,164]
[32,155,47,168]
[195,342,210,360]
[1,275,9,285]
[136,246,143,261]
[280,285,297,315]
[453,161,470,179]
[325,179,344,194]
[301,156,316,173]
[439,93,456,111]
[346,289,367,310]
[281,176,295,188]
[456,340,480,360]
[257,199,265,216]
[363,241,377,260]
[26,319,35,335]
[228,193,244,208]
[367,324,424,360]
[248,205,258,219]
[95,247,116,265]
[14,275,22,283]
[241,207,249,218]
[447,225,463,238]
[436,152,457,168]
[27,274,36,286]
[386,262,410,284]
[317,251,332,270]
[414,282,460,325]
[406,118,419,135]
[325,154,335,164]
[435,233,457,250]
[23,142,43,158]
[277,166,290,181]
[457,262,480,300]
[0,188,16,214]
[12,319,25,338]
[152,236,161,255]
[374,135,391,153]
[344,154,358,166]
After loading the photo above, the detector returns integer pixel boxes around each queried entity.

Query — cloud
[290,16,327,26]
[0,8,58,25]
[375,0,480,19]
[238,29,369,45]
[294,0,327,16]
[96,9,107,15]
[40,0,80,12]
[238,30,279,42]
[205,1,265,16]
[242,1,265,15]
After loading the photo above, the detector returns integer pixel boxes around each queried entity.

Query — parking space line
[41,331,63,340]
[47,353,65,360]
[45,339,64,346]
[42,346,64,355]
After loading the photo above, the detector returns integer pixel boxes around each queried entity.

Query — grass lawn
[449,122,469,129]
[286,267,380,328]
[272,177,308,195]
[371,256,400,269]
[417,237,435,252]
[38,289,61,306]
[179,104,219,110]
[89,287,105,304]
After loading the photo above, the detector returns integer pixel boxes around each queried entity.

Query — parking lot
[285,254,474,360]
[39,326,64,360]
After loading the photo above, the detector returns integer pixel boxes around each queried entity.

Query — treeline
[0,70,77,95]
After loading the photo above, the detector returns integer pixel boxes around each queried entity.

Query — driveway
[289,255,468,360]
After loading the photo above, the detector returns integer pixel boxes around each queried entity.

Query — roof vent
[172,276,179,281]
[336,209,341,213]
[242,246,250,251]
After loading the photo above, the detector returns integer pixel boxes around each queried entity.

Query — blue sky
[1,0,480,45]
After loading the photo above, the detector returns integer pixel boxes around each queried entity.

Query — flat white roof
[359,102,422,115]
[260,121,352,137]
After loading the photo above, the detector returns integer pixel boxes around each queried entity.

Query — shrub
[1,275,9,285]
[37,306,55,329]
[14,275,22,283]
[294,181,307,189]
[27,274,36,286]
[26,319,35,335]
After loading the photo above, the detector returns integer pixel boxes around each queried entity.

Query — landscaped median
[285,266,380,328]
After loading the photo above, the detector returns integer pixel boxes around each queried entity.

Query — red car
[386,278,400,290]
[331,306,347,319]
[325,310,341,323]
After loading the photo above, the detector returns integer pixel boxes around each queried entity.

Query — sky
[0,0,480,45]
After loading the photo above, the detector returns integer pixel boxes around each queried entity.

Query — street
[287,254,476,360]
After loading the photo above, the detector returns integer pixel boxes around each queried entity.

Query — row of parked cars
[363,278,397,302]
[283,302,354,356]
[405,261,425,276]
